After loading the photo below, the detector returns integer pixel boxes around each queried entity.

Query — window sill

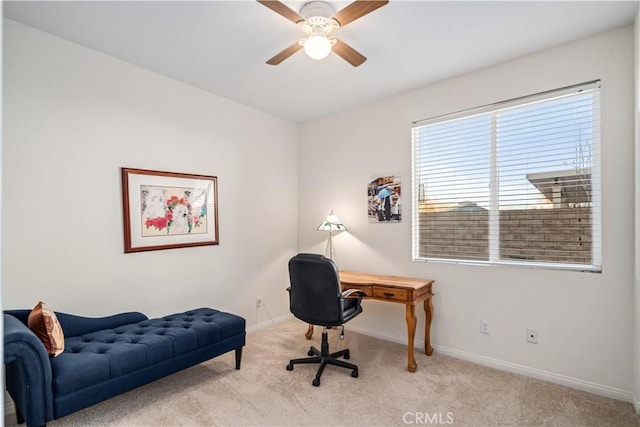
[413,257,601,273]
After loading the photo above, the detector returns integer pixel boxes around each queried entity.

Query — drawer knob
[383,292,394,298]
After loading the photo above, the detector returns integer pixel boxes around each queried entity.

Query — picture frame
[368,174,401,223]
[121,168,219,253]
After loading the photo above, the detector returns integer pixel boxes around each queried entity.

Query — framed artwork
[368,175,401,223]
[121,168,219,253]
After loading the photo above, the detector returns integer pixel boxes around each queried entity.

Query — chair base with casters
[286,326,358,387]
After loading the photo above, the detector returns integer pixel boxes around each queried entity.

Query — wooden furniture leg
[405,303,417,372]
[235,347,243,369]
[424,297,433,356]
[305,324,314,340]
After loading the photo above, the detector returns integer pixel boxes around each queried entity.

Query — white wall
[3,16,637,406]
[2,19,298,325]
[299,27,635,399]
[634,8,640,413]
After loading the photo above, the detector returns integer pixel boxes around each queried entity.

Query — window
[411,81,601,271]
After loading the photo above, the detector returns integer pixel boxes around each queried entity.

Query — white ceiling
[4,1,639,123]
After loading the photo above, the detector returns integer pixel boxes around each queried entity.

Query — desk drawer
[373,287,410,302]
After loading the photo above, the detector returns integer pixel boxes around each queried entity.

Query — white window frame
[411,81,602,272]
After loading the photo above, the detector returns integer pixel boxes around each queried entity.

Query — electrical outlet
[255,297,263,308]
[480,321,490,335]
[526,328,538,344]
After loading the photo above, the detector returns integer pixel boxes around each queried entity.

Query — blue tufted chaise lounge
[4,307,246,427]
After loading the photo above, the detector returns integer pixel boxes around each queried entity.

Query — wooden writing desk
[305,270,434,372]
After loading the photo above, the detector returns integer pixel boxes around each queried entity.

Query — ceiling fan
[258,0,389,67]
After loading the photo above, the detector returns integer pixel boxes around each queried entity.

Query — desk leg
[405,304,417,372]
[305,324,314,340]
[424,298,433,356]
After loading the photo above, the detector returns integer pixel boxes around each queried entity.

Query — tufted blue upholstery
[5,307,245,426]
[52,308,242,395]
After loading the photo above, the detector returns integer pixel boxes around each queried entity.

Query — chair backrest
[288,253,344,327]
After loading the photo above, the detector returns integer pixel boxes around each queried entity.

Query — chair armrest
[341,289,366,309]
[57,311,149,337]
[341,289,366,300]
[340,289,366,323]
[4,314,54,426]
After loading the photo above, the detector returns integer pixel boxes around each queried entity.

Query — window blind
[411,81,601,271]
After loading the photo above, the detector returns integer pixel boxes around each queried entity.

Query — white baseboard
[346,324,633,404]
[7,318,630,416]
[246,313,293,334]
[434,344,632,403]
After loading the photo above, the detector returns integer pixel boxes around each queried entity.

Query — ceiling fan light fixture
[259,0,389,66]
[303,34,332,60]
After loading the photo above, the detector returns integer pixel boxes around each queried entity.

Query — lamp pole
[326,229,334,259]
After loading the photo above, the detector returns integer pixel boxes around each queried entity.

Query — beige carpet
[5,318,639,427]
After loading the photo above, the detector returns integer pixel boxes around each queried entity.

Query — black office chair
[286,253,365,386]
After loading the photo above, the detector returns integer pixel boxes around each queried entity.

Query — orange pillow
[28,301,65,357]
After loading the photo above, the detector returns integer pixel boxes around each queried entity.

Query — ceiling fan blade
[332,0,389,27]
[257,0,305,24]
[266,42,303,65]
[333,39,367,67]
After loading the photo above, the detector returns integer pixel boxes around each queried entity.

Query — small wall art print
[121,168,219,253]
[368,175,401,223]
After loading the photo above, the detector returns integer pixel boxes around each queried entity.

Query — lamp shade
[316,209,347,232]
[304,35,332,60]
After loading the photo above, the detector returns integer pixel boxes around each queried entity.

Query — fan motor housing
[300,1,335,19]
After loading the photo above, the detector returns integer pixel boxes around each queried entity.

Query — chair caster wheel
[286,363,293,371]
[308,349,315,356]
[344,351,350,360]
[351,370,358,378]
[312,378,320,387]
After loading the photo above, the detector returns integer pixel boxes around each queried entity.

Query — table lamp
[316,209,347,260]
